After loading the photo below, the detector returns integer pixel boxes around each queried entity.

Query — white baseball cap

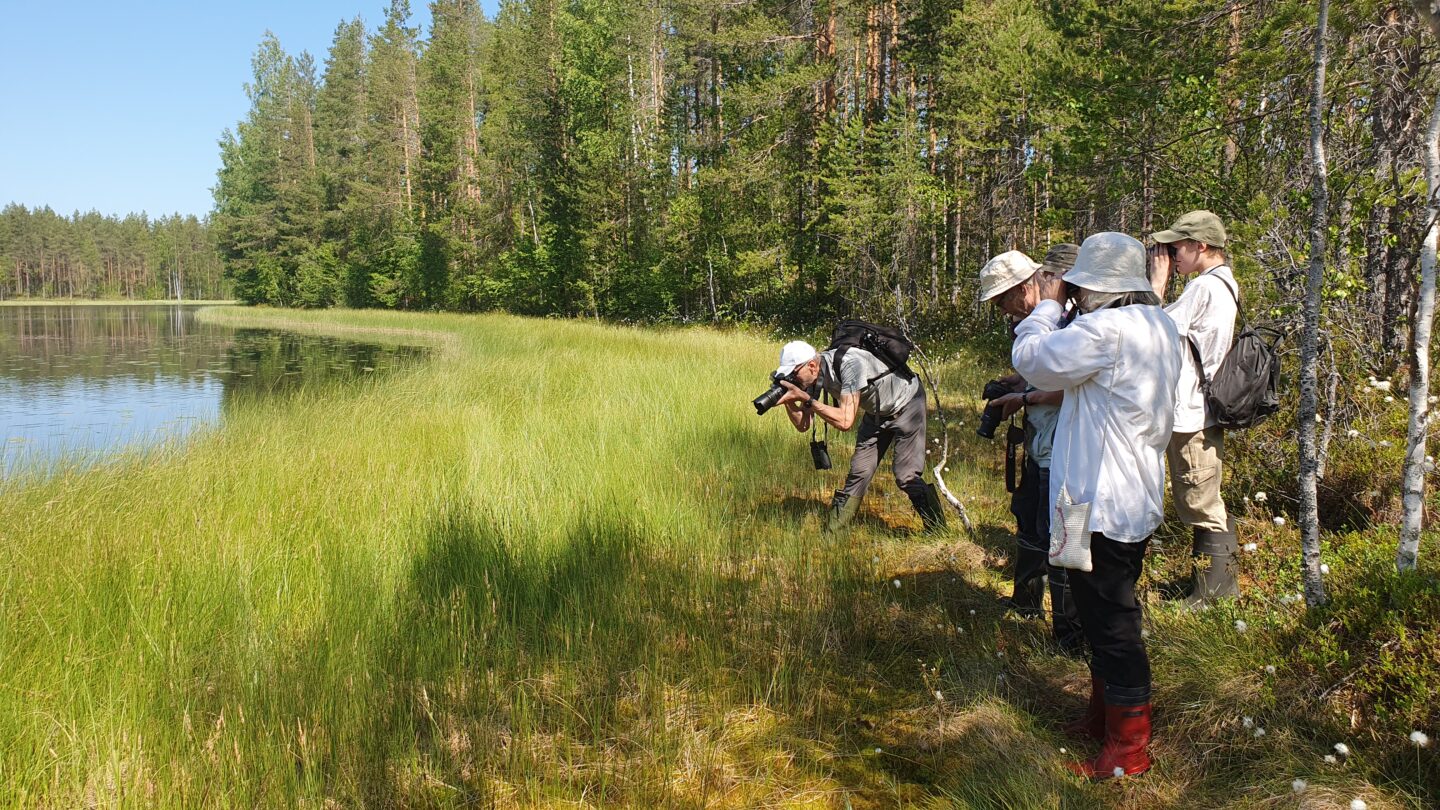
[978,250,1042,302]
[1064,232,1152,294]
[775,340,818,377]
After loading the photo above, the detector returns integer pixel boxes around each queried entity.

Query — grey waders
[908,482,948,533]
[1007,546,1048,619]
[827,492,862,533]
[1185,517,1239,607]
[828,483,946,534]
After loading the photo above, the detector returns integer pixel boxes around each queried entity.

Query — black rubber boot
[827,492,862,533]
[908,482,948,533]
[1048,565,1087,656]
[1185,518,1239,608]
[1006,546,1047,618]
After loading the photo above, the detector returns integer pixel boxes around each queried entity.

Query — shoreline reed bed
[0,306,1433,808]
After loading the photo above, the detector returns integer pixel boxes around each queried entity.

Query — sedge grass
[0,306,1433,808]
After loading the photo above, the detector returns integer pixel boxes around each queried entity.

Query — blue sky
[1,2,497,220]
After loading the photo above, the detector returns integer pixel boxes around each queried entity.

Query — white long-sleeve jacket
[1012,299,1182,543]
[1166,265,1239,433]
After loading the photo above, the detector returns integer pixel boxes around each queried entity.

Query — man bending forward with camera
[772,340,947,533]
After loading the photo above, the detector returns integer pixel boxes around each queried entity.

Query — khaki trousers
[1166,426,1229,532]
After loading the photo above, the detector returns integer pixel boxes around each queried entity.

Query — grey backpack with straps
[1186,279,1281,429]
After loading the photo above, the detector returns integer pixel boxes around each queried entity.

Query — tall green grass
[1,307,1434,808]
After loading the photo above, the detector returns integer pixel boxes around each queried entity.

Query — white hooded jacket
[1012,299,1182,543]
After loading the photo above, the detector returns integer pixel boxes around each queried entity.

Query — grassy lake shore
[1,306,1434,808]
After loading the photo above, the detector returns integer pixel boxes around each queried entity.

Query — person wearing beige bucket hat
[978,249,1042,308]
[977,246,1086,656]
[1012,231,1182,781]
[1148,210,1242,608]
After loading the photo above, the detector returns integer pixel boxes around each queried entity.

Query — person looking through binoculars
[766,339,947,533]
[1012,232,1181,780]
[1148,210,1241,607]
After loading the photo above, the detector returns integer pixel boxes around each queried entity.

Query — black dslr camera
[752,370,831,469]
[976,379,1013,439]
[753,370,801,415]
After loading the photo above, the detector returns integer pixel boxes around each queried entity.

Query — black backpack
[1186,280,1281,429]
[826,319,915,386]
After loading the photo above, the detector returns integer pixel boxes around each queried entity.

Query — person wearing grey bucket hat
[1012,231,1182,780]
[1149,211,1242,609]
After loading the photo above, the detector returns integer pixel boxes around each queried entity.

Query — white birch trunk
[1298,0,1330,606]
[1398,0,1440,569]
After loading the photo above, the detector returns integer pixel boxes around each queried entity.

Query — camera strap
[1005,418,1025,493]
[810,390,831,444]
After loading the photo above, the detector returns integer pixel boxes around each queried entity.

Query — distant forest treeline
[0,204,229,301]
[207,0,1429,352]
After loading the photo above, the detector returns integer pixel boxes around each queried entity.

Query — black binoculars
[810,439,832,470]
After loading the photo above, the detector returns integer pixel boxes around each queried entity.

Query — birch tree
[1399,0,1440,571]
[1298,0,1330,606]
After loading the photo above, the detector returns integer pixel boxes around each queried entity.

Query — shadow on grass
[325,499,1102,806]
[168,417,1112,806]
[752,493,914,533]
[355,510,670,804]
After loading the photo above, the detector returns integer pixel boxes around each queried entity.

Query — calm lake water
[0,305,426,476]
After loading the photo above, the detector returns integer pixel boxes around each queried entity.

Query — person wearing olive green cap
[1148,210,1241,607]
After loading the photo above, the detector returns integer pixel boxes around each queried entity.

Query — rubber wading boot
[1066,702,1152,780]
[1185,518,1239,608]
[908,482,948,533]
[1063,673,1106,741]
[1048,566,1087,657]
[1005,546,1047,618]
[827,492,862,533]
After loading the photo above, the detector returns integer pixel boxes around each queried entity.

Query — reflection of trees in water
[217,329,427,409]
[0,305,225,385]
[2,305,427,402]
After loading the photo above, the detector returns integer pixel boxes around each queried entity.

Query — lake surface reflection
[0,305,426,476]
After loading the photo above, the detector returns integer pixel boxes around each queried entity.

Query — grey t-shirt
[1021,305,1072,468]
[1025,395,1060,469]
[818,347,920,418]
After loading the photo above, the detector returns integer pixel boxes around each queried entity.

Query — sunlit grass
[1,306,1433,808]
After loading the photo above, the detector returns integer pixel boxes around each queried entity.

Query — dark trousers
[838,387,929,503]
[1010,459,1086,654]
[1070,533,1151,706]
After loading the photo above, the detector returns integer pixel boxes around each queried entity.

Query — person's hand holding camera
[776,378,812,410]
[990,392,1027,419]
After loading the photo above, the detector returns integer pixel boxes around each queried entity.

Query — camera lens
[976,402,1003,439]
[753,383,786,415]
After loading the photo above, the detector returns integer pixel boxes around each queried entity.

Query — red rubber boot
[1066,702,1152,780]
[1062,674,1105,740]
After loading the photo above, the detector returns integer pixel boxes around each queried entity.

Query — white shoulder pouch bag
[1048,331,1120,572]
